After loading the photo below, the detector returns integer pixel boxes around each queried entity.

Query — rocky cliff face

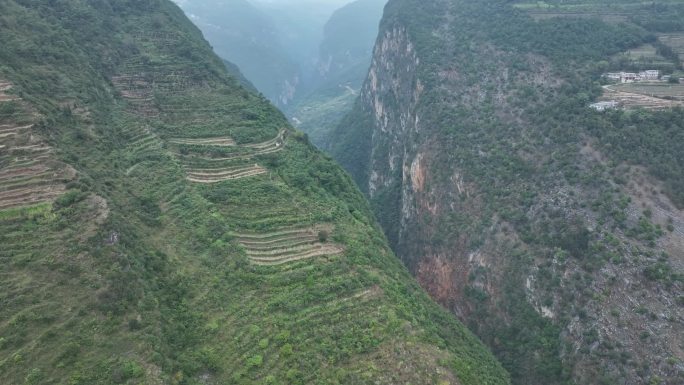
[333,0,684,384]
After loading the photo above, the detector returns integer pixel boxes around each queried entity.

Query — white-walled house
[603,70,660,83]
[590,101,619,111]
[639,70,660,80]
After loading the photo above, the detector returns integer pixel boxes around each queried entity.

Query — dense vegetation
[329,0,684,384]
[0,1,510,384]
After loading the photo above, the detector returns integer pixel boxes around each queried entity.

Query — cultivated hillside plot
[0,81,72,212]
[658,33,684,65]
[186,164,267,183]
[601,84,684,109]
[111,73,159,117]
[112,62,287,184]
[171,129,286,183]
[235,225,344,266]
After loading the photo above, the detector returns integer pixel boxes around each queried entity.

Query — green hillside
[0,1,508,384]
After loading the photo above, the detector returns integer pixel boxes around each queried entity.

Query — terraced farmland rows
[243,129,286,149]
[170,129,287,183]
[526,11,628,23]
[614,83,684,100]
[0,82,18,102]
[168,137,236,146]
[111,74,159,117]
[221,205,312,230]
[658,33,684,64]
[113,61,286,184]
[0,81,71,212]
[601,84,684,109]
[235,225,344,266]
[192,146,283,162]
[186,164,267,183]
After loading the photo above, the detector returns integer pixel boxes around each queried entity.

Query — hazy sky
[250,0,355,10]
[175,0,355,8]
[252,0,352,3]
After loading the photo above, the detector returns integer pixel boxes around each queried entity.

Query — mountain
[249,0,351,80]
[290,0,387,147]
[330,0,684,384]
[315,0,387,82]
[173,0,355,109]
[0,1,508,384]
[173,0,301,107]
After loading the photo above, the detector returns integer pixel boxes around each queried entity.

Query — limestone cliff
[331,0,684,384]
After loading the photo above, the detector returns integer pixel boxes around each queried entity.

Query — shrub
[286,369,303,385]
[25,368,43,385]
[54,190,85,208]
[128,318,142,331]
[279,343,293,357]
[113,360,144,383]
[246,354,262,369]
[644,262,672,282]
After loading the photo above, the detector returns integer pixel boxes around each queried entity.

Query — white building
[603,70,660,83]
[639,70,660,80]
[590,101,619,111]
[621,72,638,83]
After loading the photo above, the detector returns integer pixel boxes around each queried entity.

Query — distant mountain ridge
[173,0,301,107]
[289,0,387,147]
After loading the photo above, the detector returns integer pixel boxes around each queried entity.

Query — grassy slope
[0,1,508,384]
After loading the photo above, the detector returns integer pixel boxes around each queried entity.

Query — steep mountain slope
[172,0,300,107]
[0,1,509,384]
[330,0,684,384]
[290,0,387,147]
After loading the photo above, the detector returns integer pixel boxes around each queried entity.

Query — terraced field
[0,82,19,102]
[658,33,684,65]
[171,129,286,183]
[613,83,684,100]
[168,136,236,146]
[235,225,344,266]
[617,44,672,67]
[111,60,286,184]
[513,2,631,23]
[525,10,628,23]
[601,84,684,109]
[0,81,71,212]
[186,164,267,183]
[111,73,159,117]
